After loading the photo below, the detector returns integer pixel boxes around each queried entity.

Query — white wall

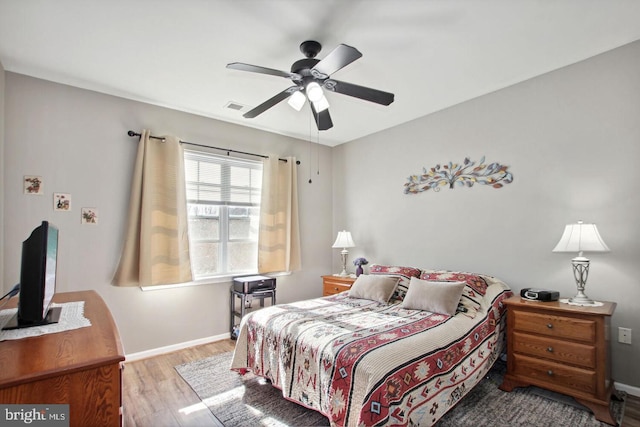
[3,73,333,354]
[333,41,640,387]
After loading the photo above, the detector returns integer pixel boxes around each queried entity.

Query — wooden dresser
[0,290,125,427]
[499,295,617,425]
[322,275,356,296]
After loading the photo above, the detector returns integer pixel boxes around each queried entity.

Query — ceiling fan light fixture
[312,95,330,112]
[287,90,306,111]
[306,82,324,102]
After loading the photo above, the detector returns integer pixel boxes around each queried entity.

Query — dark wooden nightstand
[499,295,617,425]
[322,275,356,296]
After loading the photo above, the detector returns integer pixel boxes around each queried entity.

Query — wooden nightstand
[499,295,617,425]
[322,275,356,296]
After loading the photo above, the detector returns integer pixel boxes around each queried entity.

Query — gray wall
[333,41,640,387]
[2,73,333,354]
[3,40,639,388]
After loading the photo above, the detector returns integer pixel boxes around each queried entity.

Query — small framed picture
[24,175,43,195]
[54,193,71,211]
[81,208,98,224]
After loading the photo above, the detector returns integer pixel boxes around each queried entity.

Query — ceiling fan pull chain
[316,127,320,177]
[308,111,313,184]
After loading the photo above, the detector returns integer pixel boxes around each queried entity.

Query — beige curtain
[113,129,193,287]
[258,156,301,273]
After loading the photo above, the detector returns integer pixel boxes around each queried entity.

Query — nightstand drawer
[512,354,596,394]
[513,310,596,342]
[323,282,350,295]
[512,331,596,369]
[322,275,356,296]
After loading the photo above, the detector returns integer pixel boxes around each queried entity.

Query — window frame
[184,149,263,280]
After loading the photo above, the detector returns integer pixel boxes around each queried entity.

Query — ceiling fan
[226,40,394,131]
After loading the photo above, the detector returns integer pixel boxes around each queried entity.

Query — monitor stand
[2,306,62,330]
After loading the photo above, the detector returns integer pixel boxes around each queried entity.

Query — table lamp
[332,230,355,277]
[552,220,609,305]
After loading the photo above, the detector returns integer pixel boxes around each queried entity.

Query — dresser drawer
[512,353,596,394]
[512,331,596,369]
[513,310,596,342]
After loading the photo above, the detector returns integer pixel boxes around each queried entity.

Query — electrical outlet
[618,327,632,345]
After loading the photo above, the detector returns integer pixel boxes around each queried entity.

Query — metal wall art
[404,156,513,194]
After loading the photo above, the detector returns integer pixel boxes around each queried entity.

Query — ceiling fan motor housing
[299,40,322,58]
[290,58,320,77]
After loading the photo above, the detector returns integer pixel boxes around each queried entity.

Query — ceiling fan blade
[243,87,298,118]
[326,79,394,106]
[227,62,296,79]
[310,103,333,131]
[312,44,362,78]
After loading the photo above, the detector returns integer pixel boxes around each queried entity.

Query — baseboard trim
[615,381,640,397]
[124,333,231,362]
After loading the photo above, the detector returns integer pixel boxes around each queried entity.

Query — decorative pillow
[348,275,400,303]
[401,278,466,315]
[369,264,421,302]
[419,270,489,297]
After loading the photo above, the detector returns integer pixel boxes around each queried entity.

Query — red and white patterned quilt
[231,276,512,426]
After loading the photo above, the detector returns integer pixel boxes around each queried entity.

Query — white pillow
[348,275,400,303]
[401,277,466,315]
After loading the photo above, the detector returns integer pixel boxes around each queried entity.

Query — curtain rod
[127,131,300,164]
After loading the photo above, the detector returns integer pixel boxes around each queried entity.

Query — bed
[231,265,513,426]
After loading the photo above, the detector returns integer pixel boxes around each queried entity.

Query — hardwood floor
[122,340,234,427]
[123,339,640,426]
[625,394,640,427]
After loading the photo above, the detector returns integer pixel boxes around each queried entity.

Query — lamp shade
[332,230,355,249]
[552,221,610,254]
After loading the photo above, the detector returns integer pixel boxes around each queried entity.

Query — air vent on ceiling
[224,101,249,112]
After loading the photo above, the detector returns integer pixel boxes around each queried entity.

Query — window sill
[139,271,290,291]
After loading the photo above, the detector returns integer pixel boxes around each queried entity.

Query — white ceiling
[1,1,640,147]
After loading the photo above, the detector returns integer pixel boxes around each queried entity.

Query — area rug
[175,352,626,427]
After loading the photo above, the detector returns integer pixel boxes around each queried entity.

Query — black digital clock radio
[520,288,559,302]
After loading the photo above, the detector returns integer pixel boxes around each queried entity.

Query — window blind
[184,150,263,207]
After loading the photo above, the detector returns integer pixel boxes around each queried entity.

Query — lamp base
[338,249,349,278]
[568,294,595,305]
[569,256,595,305]
[561,298,603,307]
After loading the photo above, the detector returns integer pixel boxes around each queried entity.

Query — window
[184,150,263,279]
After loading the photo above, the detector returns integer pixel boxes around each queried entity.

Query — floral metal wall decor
[404,156,513,194]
